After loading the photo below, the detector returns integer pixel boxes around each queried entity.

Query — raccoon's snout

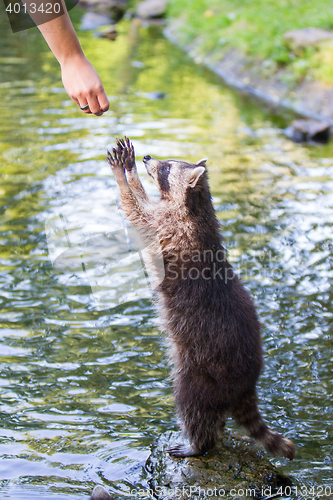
[143,155,152,162]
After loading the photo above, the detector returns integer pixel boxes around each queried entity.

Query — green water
[1,5,333,499]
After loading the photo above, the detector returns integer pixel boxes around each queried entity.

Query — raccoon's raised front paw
[107,147,125,177]
[116,137,136,172]
[167,443,201,458]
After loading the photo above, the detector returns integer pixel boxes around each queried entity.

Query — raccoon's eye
[161,165,171,173]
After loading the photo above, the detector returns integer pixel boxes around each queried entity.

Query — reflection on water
[1,7,333,499]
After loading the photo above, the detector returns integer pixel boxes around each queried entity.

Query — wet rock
[90,485,113,500]
[285,119,330,143]
[80,12,112,30]
[136,0,166,19]
[284,27,333,52]
[146,430,293,499]
[94,25,118,40]
[79,0,128,22]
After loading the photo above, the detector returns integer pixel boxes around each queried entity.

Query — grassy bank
[167,0,333,84]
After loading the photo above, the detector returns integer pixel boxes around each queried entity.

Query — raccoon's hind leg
[166,444,201,458]
[167,410,224,458]
[232,391,295,460]
[167,372,226,458]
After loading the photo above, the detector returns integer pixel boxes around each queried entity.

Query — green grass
[167,0,333,82]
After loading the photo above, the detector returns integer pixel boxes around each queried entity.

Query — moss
[167,0,333,82]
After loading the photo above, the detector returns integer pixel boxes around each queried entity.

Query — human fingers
[96,87,109,114]
[86,93,103,116]
[72,96,90,113]
[77,99,92,114]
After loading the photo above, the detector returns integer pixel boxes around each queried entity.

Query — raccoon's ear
[188,166,205,188]
[196,158,208,167]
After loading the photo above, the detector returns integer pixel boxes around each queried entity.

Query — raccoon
[107,138,295,460]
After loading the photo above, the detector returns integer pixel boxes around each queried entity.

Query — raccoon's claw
[106,150,113,165]
[167,444,201,458]
[106,149,125,175]
[115,136,135,172]
[116,138,126,150]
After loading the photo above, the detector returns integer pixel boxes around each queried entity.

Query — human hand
[61,54,109,116]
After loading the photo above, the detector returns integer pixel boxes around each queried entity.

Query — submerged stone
[90,485,113,500]
[285,119,330,143]
[94,25,118,40]
[141,91,167,100]
[145,430,293,500]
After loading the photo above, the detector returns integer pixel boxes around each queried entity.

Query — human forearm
[36,1,84,65]
[26,0,109,115]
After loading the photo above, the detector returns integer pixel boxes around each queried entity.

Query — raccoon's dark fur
[107,137,295,460]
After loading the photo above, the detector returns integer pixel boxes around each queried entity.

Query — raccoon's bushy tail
[232,392,295,460]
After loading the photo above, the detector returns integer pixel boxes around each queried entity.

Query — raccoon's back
[157,265,263,381]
